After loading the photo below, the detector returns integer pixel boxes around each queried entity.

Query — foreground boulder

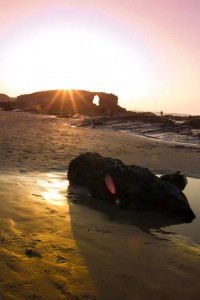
[68,152,195,221]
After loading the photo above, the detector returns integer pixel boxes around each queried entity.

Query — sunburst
[68,89,78,115]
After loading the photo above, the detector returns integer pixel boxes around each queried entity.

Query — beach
[1,111,200,300]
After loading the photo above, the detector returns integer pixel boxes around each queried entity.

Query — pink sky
[0,0,199,114]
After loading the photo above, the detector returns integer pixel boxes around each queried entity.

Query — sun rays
[68,90,78,115]
[45,89,97,115]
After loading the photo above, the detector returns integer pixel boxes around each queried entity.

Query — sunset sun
[3,23,150,103]
[4,27,118,90]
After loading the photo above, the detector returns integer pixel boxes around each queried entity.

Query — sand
[1,111,200,176]
[1,111,200,300]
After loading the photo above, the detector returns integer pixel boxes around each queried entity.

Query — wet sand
[1,111,200,299]
[0,172,97,300]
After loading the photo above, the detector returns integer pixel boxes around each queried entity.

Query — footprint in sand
[49,210,58,214]
[32,193,43,198]
[25,248,42,258]
[56,255,69,263]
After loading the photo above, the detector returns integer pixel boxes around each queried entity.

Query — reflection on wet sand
[0,172,98,300]
[37,173,69,206]
[67,184,193,234]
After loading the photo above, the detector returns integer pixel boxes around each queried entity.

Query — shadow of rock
[66,184,198,300]
[67,184,192,235]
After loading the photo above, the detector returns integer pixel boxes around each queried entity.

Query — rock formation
[14,89,126,115]
[0,94,11,110]
[68,152,195,222]
[0,93,10,102]
[186,116,200,129]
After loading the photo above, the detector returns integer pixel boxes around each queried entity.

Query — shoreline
[100,126,200,149]
[64,112,200,147]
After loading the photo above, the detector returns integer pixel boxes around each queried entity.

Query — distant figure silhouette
[160,111,163,116]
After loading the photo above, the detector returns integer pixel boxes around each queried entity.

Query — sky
[0,0,199,114]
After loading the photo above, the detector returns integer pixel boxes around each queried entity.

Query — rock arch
[15,89,126,115]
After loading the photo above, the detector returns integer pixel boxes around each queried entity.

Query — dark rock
[160,171,187,191]
[93,121,103,125]
[186,116,200,129]
[68,152,195,222]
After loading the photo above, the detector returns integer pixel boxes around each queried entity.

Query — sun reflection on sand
[0,172,98,299]
[37,174,69,206]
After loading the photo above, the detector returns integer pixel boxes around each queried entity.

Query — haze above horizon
[0,0,199,115]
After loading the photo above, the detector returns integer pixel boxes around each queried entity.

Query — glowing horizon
[0,0,200,115]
